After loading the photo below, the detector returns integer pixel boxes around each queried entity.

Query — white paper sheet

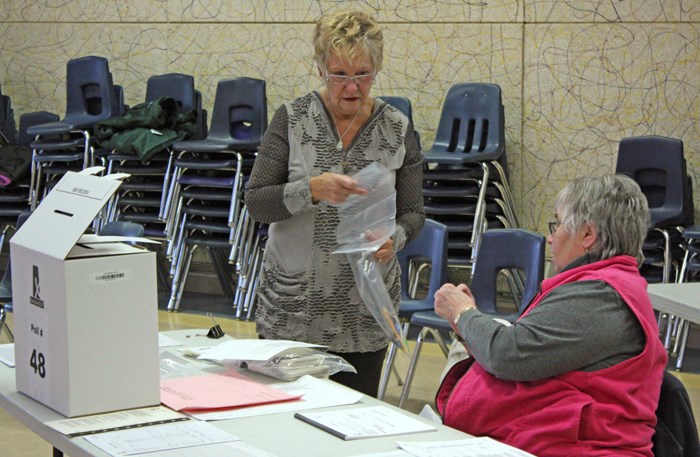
[84,420,238,456]
[294,405,436,440]
[185,374,363,421]
[0,343,14,367]
[132,441,277,457]
[46,406,188,437]
[351,452,411,457]
[158,334,183,348]
[198,339,326,362]
[397,437,537,457]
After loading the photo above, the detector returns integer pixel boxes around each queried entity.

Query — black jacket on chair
[652,371,700,457]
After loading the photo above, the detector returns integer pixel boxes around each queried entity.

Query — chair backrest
[64,56,119,122]
[396,219,448,302]
[98,221,145,238]
[378,96,414,120]
[145,73,197,113]
[652,371,700,457]
[616,136,690,228]
[113,84,127,115]
[377,96,421,150]
[470,228,546,320]
[206,77,268,151]
[0,93,16,145]
[428,83,504,159]
[193,90,208,140]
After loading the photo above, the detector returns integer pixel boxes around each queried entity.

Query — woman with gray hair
[434,174,666,456]
[244,10,424,396]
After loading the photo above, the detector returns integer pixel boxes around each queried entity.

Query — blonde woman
[245,10,424,396]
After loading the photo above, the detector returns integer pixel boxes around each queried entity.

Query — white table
[648,282,700,370]
[648,283,700,323]
[1,329,473,457]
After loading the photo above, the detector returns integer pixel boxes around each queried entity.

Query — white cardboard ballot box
[10,170,160,417]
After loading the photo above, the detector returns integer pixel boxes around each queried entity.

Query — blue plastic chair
[422,83,504,164]
[397,228,545,408]
[377,219,448,400]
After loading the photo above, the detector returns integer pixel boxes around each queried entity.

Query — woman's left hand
[373,238,394,264]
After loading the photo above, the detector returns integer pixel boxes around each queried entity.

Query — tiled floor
[2,298,700,456]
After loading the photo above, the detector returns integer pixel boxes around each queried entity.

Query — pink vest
[437,256,667,457]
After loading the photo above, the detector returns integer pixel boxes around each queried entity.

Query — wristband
[453,307,476,326]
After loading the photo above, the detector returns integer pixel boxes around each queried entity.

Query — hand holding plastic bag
[333,163,408,353]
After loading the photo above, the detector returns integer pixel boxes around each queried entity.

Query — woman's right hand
[310,172,368,204]
[434,283,477,324]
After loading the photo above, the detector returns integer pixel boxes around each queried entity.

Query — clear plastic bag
[333,162,408,353]
[240,348,356,382]
[347,250,408,353]
[160,350,208,379]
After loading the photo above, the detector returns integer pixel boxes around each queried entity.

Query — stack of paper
[160,370,301,412]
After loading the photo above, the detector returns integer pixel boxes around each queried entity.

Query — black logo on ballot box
[29,265,44,309]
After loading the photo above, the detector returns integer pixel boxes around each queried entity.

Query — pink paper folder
[160,371,302,412]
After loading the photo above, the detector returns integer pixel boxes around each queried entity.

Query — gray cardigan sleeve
[244,105,299,223]
[456,280,646,381]
[392,118,424,251]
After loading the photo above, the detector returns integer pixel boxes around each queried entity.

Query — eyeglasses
[547,220,561,235]
[324,71,375,86]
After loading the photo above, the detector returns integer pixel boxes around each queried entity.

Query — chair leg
[398,327,449,409]
[672,318,686,356]
[377,342,397,401]
[398,327,429,409]
[377,322,410,400]
[676,320,691,371]
[167,244,195,311]
[0,305,13,342]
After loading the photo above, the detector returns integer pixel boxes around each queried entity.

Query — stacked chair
[27,56,122,210]
[421,83,517,272]
[396,228,546,409]
[163,77,267,313]
[0,85,17,145]
[0,111,60,259]
[104,73,206,238]
[671,224,700,371]
[0,211,31,342]
[615,135,696,371]
[615,136,694,284]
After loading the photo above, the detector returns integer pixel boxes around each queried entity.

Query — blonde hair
[313,10,384,72]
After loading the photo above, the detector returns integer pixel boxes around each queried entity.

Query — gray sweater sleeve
[392,118,424,251]
[457,280,646,381]
[244,105,298,223]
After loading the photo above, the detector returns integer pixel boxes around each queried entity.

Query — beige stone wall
[1,0,699,235]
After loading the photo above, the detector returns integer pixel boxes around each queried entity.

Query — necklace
[331,105,362,151]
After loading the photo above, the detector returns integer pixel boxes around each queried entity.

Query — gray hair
[554,174,650,265]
